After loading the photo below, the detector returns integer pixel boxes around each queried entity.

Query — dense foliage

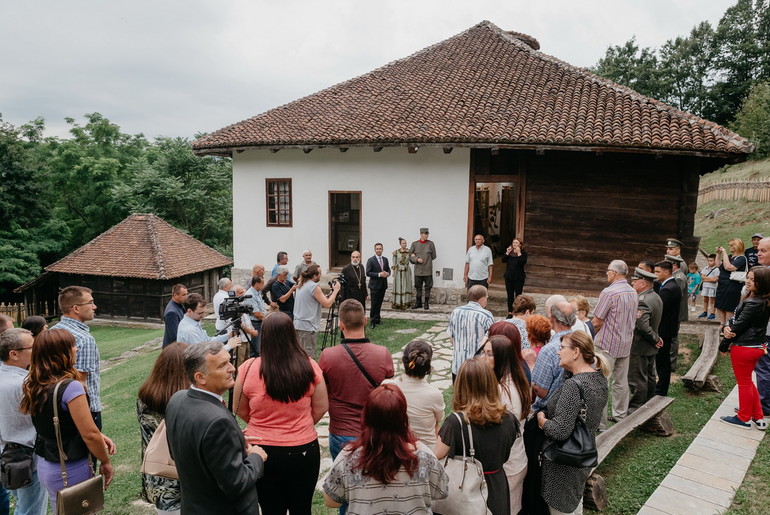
[592,0,770,147]
[0,114,232,296]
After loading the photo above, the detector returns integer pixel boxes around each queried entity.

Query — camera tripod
[321,295,342,350]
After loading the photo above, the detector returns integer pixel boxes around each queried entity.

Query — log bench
[583,395,675,511]
[681,327,721,392]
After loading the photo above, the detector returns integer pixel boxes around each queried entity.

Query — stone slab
[698,425,762,450]
[637,506,671,515]
[660,474,733,508]
[669,464,740,494]
[646,485,724,514]
[691,436,756,459]
[686,442,753,470]
[677,451,747,483]
[706,419,764,441]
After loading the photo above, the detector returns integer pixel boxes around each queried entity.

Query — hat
[420,227,430,234]
[752,233,764,239]
[664,255,684,264]
[665,238,684,248]
[631,267,656,281]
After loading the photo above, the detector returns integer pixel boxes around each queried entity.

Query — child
[699,254,719,320]
[687,262,702,312]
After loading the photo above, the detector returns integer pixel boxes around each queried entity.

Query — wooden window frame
[265,178,293,227]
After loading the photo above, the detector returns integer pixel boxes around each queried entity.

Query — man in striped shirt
[593,260,638,426]
[448,285,494,381]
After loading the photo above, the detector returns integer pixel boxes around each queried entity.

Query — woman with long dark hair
[382,340,445,448]
[435,357,519,514]
[502,237,527,318]
[234,312,328,514]
[137,342,190,515]
[481,334,531,513]
[323,384,448,512]
[21,315,48,338]
[720,267,770,430]
[20,329,116,512]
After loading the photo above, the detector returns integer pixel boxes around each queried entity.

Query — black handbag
[0,442,34,489]
[541,380,598,468]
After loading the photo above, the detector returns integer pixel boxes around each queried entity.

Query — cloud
[0,0,736,139]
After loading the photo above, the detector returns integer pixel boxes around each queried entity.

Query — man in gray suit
[628,267,663,413]
[166,342,267,514]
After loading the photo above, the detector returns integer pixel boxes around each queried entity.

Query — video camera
[219,291,253,322]
[328,272,346,289]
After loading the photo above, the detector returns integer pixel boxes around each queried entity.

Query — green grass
[699,156,770,188]
[89,326,163,361]
[593,334,737,514]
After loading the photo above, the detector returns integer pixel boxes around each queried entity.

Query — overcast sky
[1,0,736,140]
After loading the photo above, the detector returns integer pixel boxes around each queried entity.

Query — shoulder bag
[431,413,491,515]
[0,442,34,490]
[730,257,748,283]
[140,419,177,480]
[53,380,105,515]
[541,380,598,469]
[341,343,378,388]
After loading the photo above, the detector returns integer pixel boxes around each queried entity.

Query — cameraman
[243,276,267,357]
[294,264,341,358]
[177,293,242,352]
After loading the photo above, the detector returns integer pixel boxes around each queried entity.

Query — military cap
[631,267,656,281]
[665,238,684,248]
[752,233,765,239]
[664,255,685,264]
[420,227,430,234]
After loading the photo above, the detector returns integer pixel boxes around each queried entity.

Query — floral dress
[137,399,181,511]
[392,248,413,309]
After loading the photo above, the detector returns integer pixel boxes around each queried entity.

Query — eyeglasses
[75,300,96,306]
[14,346,33,351]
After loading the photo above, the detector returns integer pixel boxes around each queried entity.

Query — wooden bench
[583,395,675,511]
[681,326,721,392]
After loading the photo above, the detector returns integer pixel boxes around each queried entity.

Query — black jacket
[166,388,264,515]
[657,279,682,340]
[726,297,770,347]
[365,255,390,291]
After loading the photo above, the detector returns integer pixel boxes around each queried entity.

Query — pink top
[238,357,323,446]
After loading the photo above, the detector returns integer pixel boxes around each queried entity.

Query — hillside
[694,156,770,253]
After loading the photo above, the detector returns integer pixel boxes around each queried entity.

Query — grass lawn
[89,326,163,361]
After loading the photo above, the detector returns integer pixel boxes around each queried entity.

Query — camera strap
[341,344,378,388]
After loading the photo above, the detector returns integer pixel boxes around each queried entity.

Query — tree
[592,37,664,100]
[35,113,149,249]
[731,81,770,158]
[114,137,233,254]
[658,22,716,116]
[0,118,69,294]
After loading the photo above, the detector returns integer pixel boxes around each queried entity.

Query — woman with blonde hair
[435,357,519,514]
[715,238,748,324]
[536,331,609,514]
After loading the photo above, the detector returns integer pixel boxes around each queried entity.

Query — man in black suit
[653,261,682,396]
[166,341,267,514]
[366,243,390,329]
[162,283,187,347]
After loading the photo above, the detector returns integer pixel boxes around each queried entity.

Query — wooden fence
[0,303,25,325]
[698,178,770,203]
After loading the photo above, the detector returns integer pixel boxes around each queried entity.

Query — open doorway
[329,191,361,269]
[473,178,522,285]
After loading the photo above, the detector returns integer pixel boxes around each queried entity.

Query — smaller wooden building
[16,214,232,321]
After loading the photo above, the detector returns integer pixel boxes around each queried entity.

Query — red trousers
[731,345,766,422]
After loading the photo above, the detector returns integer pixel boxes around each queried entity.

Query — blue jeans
[328,433,357,515]
[0,483,9,515]
[755,351,770,415]
[8,469,48,515]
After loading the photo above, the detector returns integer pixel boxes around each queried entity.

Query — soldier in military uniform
[628,268,663,413]
[408,228,437,310]
[665,254,688,373]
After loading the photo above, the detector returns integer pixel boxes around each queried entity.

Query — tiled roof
[193,21,752,156]
[46,214,232,280]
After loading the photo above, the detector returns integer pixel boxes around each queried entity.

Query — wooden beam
[682,327,720,391]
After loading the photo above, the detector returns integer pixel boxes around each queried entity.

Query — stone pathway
[314,319,454,490]
[639,385,766,514]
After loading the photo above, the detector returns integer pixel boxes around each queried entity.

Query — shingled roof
[193,21,752,157]
[45,214,232,280]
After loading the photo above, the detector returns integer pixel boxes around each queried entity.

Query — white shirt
[465,245,493,280]
[213,289,229,331]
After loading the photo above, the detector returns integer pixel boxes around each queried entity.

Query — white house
[194,21,751,296]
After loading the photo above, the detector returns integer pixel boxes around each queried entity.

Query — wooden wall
[472,149,715,294]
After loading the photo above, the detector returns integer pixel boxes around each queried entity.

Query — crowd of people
[1,235,768,515]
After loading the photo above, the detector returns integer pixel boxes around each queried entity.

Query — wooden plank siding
[472,149,712,293]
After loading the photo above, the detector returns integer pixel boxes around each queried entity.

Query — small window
[265,179,293,227]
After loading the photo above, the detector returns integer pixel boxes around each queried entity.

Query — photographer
[176,293,242,352]
[294,264,341,359]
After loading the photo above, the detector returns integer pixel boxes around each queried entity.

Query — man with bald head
[339,251,368,309]
[531,301,576,411]
[0,315,13,333]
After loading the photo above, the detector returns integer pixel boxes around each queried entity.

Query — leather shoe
[370,321,376,329]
